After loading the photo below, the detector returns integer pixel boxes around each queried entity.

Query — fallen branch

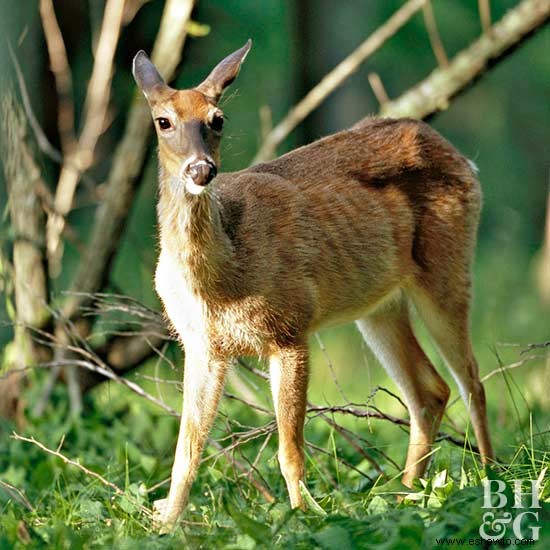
[210,439,275,503]
[306,441,374,481]
[11,432,152,517]
[0,480,35,512]
[145,436,276,504]
[318,412,384,475]
[11,432,124,495]
[307,404,480,455]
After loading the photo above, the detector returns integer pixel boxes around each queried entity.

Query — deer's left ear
[132,50,166,100]
[196,39,252,102]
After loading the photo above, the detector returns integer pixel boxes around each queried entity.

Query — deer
[132,39,494,532]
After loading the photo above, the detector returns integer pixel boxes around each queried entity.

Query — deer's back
[211,117,481,337]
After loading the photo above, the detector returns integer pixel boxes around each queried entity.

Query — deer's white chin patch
[185,179,206,195]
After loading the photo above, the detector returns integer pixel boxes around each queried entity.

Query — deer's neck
[157,172,236,298]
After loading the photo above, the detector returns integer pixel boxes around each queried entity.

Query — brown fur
[132,44,493,532]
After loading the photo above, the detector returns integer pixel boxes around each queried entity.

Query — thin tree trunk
[1,91,50,421]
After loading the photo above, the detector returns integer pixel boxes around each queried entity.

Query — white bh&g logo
[479,479,541,541]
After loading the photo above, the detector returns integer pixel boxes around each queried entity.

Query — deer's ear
[132,51,166,99]
[196,39,252,102]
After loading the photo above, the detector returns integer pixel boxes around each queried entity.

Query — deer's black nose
[184,161,217,187]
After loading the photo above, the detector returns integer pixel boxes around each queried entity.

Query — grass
[0,248,549,548]
[0,373,548,549]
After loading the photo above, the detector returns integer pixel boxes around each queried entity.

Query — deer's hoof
[153,498,177,534]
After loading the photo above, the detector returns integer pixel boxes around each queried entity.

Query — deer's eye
[210,114,224,133]
[156,117,172,130]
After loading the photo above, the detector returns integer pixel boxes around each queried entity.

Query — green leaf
[224,498,271,542]
[77,499,105,521]
[185,20,210,37]
[314,525,353,550]
[118,494,138,514]
[367,495,389,515]
[139,453,156,475]
[300,480,327,516]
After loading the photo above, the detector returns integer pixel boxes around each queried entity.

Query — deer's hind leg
[407,281,494,464]
[405,188,493,463]
[356,296,450,486]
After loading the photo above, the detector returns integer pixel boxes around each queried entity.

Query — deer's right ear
[132,51,166,99]
[196,39,252,102]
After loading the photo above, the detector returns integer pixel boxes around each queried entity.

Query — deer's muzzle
[184,160,217,188]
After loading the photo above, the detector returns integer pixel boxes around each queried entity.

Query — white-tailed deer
[132,40,493,532]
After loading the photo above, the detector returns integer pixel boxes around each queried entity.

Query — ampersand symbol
[479,511,513,540]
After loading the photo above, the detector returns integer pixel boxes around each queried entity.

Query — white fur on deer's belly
[155,249,270,356]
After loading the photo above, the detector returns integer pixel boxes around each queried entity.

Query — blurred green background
[0,0,548,462]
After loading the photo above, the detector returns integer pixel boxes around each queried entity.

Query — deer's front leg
[269,344,309,509]
[154,347,228,533]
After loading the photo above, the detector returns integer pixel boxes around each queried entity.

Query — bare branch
[8,43,97,189]
[422,0,449,67]
[481,354,540,382]
[478,0,493,35]
[8,43,62,165]
[145,436,276,504]
[252,0,428,163]
[47,0,127,276]
[306,441,373,481]
[380,0,550,119]
[319,413,383,475]
[39,0,76,157]
[308,403,409,427]
[367,72,390,106]
[65,0,196,319]
[79,0,126,167]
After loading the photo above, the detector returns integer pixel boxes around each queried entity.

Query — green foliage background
[0,0,548,547]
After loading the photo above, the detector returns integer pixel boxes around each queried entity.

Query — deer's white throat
[185,178,207,195]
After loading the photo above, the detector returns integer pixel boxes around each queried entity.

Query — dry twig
[0,480,35,512]
[11,432,152,517]
[11,432,124,495]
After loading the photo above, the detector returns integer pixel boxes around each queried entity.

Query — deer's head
[133,40,251,195]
